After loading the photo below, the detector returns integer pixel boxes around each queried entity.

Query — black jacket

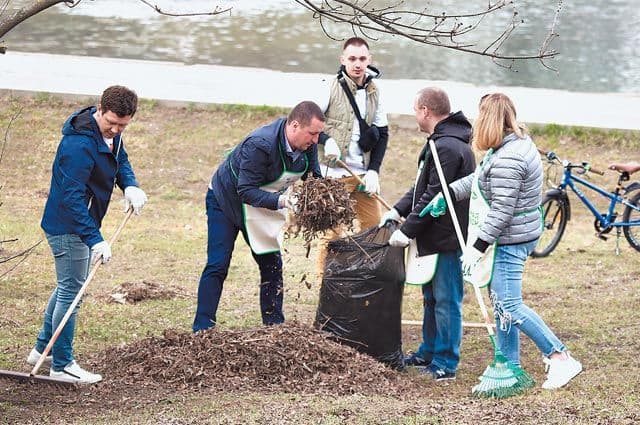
[394,111,475,255]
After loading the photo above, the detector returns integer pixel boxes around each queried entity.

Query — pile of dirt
[107,280,190,304]
[287,177,356,250]
[95,322,401,395]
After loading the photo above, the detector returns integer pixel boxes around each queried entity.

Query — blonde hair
[473,93,527,151]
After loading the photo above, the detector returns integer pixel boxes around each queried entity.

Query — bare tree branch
[0,239,42,266]
[0,104,41,278]
[0,0,230,48]
[0,0,72,40]
[295,0,562,66]
[137,0,231,18]
[0,239,43,279]
[0,104,21,170]
[538,0,563,71]
[1,0,562,67]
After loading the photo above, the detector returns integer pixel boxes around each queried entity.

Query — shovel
[0,209,133,388]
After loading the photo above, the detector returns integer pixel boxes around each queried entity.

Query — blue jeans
[35,233,90,371]
[490,240,566,366]
[415,250,463,373]
[192,190,284,332]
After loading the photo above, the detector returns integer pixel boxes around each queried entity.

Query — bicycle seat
[609,162,640,175]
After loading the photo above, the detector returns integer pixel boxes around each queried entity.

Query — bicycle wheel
[622,190,640,252]
[531,193,569,258]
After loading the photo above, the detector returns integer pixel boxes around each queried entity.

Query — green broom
[469,289,535,398]
[427,140,534,398]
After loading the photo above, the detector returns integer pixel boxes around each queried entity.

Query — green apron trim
[241,140,308,255]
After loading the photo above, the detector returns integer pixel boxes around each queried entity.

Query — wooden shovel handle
[335,159,393,211]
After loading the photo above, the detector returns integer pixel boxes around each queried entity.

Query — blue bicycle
[531,150,640,257]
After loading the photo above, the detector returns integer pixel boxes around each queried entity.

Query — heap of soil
[96,322,401,396]
[107,280,190,304]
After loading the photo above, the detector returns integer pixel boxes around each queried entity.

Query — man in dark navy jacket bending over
[193,101,325,332]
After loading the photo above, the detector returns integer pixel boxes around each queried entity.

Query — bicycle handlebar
[583,163,605,176]
[537,148,604,175]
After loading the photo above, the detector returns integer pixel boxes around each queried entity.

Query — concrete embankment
[1,51,639,130]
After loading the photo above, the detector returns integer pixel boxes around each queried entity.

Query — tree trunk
[0,0,66,39]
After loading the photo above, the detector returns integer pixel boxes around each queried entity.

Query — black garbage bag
[314,223,405,370]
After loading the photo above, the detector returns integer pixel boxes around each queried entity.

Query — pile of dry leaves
[287,177,356,249]
[96,322,400,395]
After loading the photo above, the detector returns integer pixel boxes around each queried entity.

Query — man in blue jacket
[28,85,147,384]
[380,87,475,381]
[193,101,325,332]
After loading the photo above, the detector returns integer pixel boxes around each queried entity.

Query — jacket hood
[431,111,472,144]
[62,106,98,137]
[337,64,382,88]
[501,132,529,146]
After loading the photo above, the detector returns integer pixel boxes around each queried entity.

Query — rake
[428,140,534,398]
[0,209,133,388]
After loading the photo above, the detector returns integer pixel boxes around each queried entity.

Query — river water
[3,0,639,93]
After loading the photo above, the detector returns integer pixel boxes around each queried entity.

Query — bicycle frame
[557,164,640,229]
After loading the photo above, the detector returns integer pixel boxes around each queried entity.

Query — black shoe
[422,364,456,381]
[404,352,429,367]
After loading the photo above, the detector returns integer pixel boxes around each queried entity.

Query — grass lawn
[0,94,639,424]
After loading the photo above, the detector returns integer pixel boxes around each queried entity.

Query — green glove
[419,192,446,218]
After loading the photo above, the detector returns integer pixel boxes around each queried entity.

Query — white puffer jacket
[450,133,543,246]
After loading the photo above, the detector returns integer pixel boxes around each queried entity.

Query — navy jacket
[394,111,475,255]
[41,106,138,247]
[210,118,321,228]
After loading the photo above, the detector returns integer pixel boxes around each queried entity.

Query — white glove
[124,186,148,215]
[378,208,401,228]
[362,170,380,194]
[461,246,484,277]
[324,137,341,165]
[91,241,112,264]
[388,229,411,248]
[278,193,297,211]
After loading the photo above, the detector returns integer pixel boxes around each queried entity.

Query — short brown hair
[287,101,325,127]
[473,93,527,151]
[343,37,369,51]
[416,87,451,117]
[100,85,138,118]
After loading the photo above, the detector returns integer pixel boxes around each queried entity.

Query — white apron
[465,149,496,288]
[405,159,439,285]
[243,147,307,255]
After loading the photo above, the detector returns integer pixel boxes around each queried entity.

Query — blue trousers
[415,250,464,373]
[490,240,566,366]
[192,190,284,332]
[35,233,90,371]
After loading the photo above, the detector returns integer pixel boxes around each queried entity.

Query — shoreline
[1,51,639,130]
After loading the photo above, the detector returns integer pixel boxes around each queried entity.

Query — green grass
[1,94,639,424]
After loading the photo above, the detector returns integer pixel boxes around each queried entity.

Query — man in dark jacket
[380,87,475,381]
[29,85,147,384]
[193,101,324,333]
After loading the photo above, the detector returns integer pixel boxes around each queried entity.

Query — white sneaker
[26,348,52,367]
[49,360,102,384]
[541,354,582,389]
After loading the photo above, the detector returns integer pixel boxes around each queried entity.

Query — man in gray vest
[315,37,390,280]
